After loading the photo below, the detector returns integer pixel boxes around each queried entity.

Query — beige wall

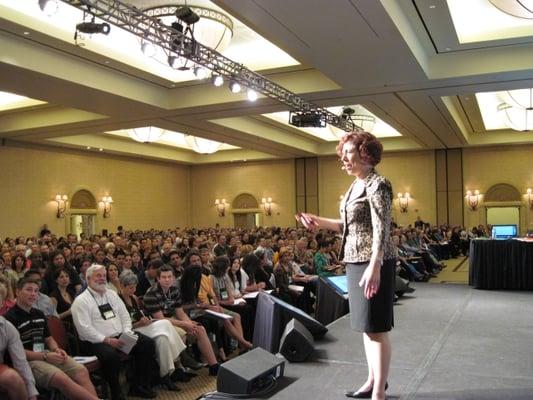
[319,150,437,227]
[463,145,533,234]
[0,145,190,238]
[190,159,296,228]
[3,143,533,237]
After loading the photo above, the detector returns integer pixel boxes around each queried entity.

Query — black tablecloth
[315,277,349,325]
[469,239,533,289]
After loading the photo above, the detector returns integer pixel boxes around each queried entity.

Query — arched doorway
[69,189,98,238]
[231,193,261,228]
[483,183,522,234]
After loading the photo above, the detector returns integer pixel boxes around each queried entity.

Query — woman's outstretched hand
[359,265,381,299]
[295,212,320,231]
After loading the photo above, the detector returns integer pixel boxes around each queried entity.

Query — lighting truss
[59,0,357,132]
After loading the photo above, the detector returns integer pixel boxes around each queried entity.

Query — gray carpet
[236,283,533,400]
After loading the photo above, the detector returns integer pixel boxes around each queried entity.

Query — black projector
[216,347,285,395]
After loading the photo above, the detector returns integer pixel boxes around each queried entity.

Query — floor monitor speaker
[279,318,315,362]
[216,347,285,395]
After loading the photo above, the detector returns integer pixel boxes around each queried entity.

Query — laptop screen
[325,275,349,295]
[492,225,517,239]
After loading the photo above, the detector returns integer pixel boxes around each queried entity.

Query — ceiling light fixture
[488,0,533,19]
[498,88,533,131]
[193,66,208,79]
[497,103,533,131]
[38,0,58,16]
[167,55,179,68]
[211,75,224,87]
[141,39,157,57]
[229,80,241,93]
[128,126,165,143]
[184,135,223,154]
[144,4,233,53]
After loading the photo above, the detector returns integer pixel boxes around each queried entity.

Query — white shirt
[71,286,133,344]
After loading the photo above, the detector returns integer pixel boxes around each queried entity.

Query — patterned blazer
[339,169,397,263]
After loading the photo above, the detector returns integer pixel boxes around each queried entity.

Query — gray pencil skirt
[346,258,395,333]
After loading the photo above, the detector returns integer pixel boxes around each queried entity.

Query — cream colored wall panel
[0,145,189,237]
[463,145,533,234]
[190,160,296,228]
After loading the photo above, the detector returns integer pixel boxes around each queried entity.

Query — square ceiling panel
[0,0,299,84]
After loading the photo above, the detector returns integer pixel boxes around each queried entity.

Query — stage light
[247,89,258,102]
[167,55,179,68]
[194,66,208,79]
[229,80,241,93]
[175,6,200,25]
[289,111,326,128]
[212,75,224,87]
[76,15,110,35]
[38,0,58,16]
[141,40,157,57]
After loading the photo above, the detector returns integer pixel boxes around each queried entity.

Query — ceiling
[1,0,533,165]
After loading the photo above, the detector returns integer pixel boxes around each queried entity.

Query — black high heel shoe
[344,382,388,398]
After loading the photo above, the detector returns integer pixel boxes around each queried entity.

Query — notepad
[73,356,98,364]
[118,331,138,354]
[288,284,304,293]
[233,298,247,305]
[205,309,233,320]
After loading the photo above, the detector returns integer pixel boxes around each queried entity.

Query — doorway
[70,214,96,239]
[233,213,259,229]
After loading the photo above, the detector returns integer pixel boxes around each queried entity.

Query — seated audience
[49,268,75,328]
[23,270,58,317]
[0,300,38,400]
[119,273,186,392]
[5,278,98,400]
[71,264,158,400]
[142,265,220,376]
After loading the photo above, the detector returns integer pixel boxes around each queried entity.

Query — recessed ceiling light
[104,60,110,64]
[445,47,451,51]
[99,148,103,151]
[23,31,30,35]
[86,146,91,150]
[429,5,436,9]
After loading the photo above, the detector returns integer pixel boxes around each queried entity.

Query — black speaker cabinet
[217,347,285,395]
[279,318,315,362]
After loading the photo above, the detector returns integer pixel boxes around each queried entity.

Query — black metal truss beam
[60,0,357,131]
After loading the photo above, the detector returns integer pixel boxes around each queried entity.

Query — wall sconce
[261,197,273,216]
[397,192,410,213]
[215,198,227,217]
[55,194,68,218]
[527,188,533,208]
[465,190,480,211]
[102,196,113,218]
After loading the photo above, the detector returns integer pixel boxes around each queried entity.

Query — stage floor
[247,283,533,400]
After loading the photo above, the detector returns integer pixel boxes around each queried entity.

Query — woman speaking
[296,131,396,400]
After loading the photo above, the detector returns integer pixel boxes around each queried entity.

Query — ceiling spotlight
[38,0,58,16]
[141,40,157,57]
[175,6,200,25]
[229,80,241,94]
[168,55,179,68]
[194,66,208,80]
[76,19,110,35]
[247,89,258,101]
[211,75,224,87]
